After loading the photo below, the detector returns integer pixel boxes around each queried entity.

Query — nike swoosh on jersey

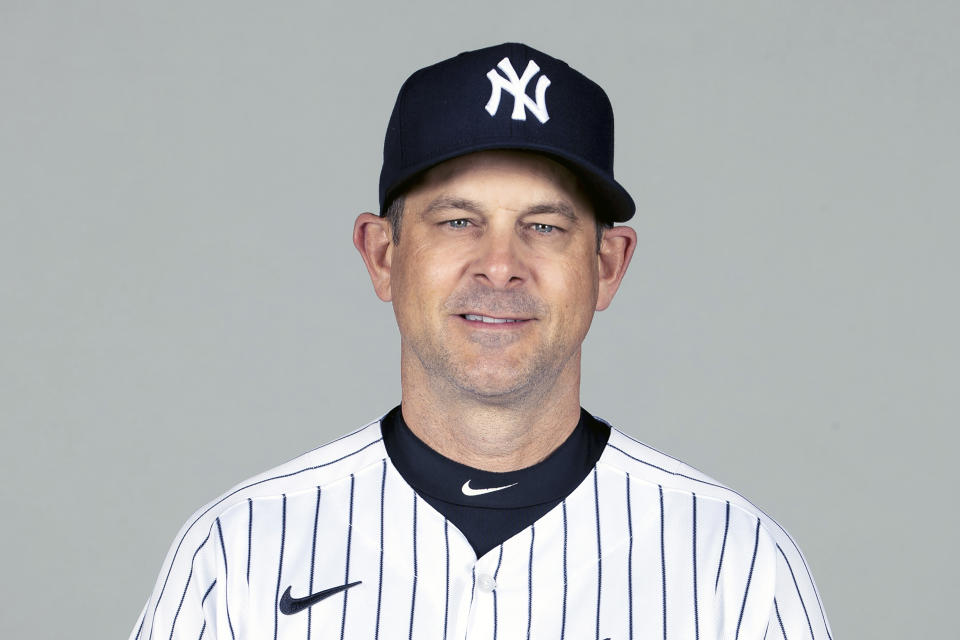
[461,480,518,496]
[278,581,362,615]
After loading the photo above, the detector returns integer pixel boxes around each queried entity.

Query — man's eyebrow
[420,196,580,222]
[523,201,578,222]
[421,196,485,217]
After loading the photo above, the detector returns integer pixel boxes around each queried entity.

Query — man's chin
[457,384,535,406]
[446,364,546,404]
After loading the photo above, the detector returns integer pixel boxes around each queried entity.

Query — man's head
[356,150,635,403]
[354,43,636,406]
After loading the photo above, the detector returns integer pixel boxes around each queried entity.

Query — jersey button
[476,574,497,592]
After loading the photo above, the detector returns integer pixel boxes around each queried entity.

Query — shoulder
[599,419,735,499]
[156,416,387,569]
[596,415,831,637]
[596,414,808,561]
[602,419,833,639]
[194,417,384,528]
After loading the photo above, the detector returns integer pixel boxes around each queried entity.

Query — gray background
[2,1,956,638]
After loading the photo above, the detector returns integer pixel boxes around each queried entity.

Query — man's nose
[470,227,529,289]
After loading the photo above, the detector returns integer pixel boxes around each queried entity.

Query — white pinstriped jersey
[131,415,832,640]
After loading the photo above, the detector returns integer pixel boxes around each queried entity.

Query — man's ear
[353,212,395,302]
[595,225,637,311]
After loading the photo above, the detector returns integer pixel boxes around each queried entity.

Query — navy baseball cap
[379,42,636,223]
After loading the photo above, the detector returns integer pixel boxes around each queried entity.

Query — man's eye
[531,223,557,234]
[446,219,471,229]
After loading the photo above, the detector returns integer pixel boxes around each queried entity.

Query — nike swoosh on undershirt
[461,480,518,496]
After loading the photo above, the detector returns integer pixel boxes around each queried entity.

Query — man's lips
[458,313,532,325]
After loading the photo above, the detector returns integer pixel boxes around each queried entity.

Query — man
[131,43,832,640]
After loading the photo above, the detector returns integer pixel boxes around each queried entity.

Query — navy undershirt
[380,406,610,558]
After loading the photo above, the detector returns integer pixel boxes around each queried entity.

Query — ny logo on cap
[485,57,551,124]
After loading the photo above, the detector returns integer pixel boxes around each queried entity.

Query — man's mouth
[461,314,525,324]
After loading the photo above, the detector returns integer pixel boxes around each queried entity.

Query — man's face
[386,150,604,402]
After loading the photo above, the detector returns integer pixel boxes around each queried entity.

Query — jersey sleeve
[763,526,834,640]
[129,516,223,640]
[713,501,834,640]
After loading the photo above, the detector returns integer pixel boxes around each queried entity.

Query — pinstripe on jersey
[131,415,832,640]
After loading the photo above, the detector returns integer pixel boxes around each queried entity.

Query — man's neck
[398,358,583,472]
